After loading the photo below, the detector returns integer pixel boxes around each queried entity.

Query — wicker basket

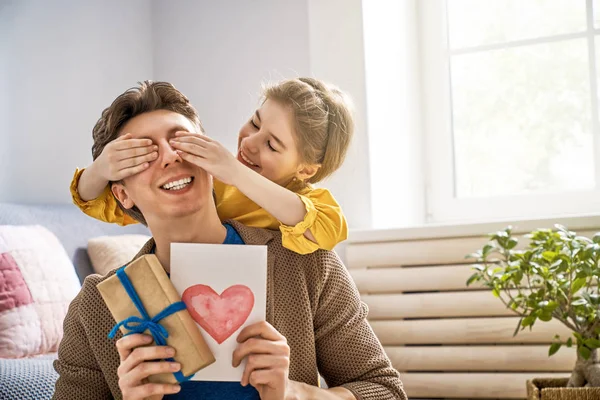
[527,378,600,400]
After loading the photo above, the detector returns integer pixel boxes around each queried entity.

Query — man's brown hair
[91,80,203,225]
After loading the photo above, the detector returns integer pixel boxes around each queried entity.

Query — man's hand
[93,133,158,182]
[116,333,181,400]
[232,321,293,400]
[170,131,243,186]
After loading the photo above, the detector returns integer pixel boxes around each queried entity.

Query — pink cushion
[0,225,80,358]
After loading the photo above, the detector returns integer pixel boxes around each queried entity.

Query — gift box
[97,254,215,384]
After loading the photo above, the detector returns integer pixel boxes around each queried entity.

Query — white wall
[0,2,13,197]
[307,0,372,230]
[0,0,153,204]
[1,0,373,231]
[151,0,311,154]
[362,0,425,228]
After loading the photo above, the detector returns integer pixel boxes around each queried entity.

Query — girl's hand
[232,321,294,400]
[170,132,242,186]
[115,333,181,400]
[93,133,158,181]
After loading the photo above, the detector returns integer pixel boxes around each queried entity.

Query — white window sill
[348,213,600,244]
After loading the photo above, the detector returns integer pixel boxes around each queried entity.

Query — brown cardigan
[52,221,406,399]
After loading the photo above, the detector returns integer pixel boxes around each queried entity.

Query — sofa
[0,202,149,400]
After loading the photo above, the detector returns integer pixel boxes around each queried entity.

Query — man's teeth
[240,151,257,166]
[162,177,192,190]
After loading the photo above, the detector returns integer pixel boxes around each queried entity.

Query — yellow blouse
[70,169,347,254]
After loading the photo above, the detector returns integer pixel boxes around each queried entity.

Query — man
[53,81,406,400]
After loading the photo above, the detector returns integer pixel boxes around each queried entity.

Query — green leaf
[538,311,553,322]
[549,343,561,356]
[572,298,588,306]
[579,346,592,360]
[542,251,556,262]
[506,237,518,249]
[466,273,479,286]
[482,244,494,256]
[546,301,559,311]
[492,287,500,298]
[571,277,587,294]
[513,318,523,337]
[584,338,600,349]
[522,315,536,328]
[555,224,568,232]
[567,337,573,347]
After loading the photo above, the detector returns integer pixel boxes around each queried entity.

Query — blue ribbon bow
[108,266,194,383]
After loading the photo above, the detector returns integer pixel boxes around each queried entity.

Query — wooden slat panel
[371,318,571,345]
[346,236,488,269]
[401,372,569,399]
[346,229,600,269]
[387,346,575,372]
[350,265,485,293]
[364,291,514,319]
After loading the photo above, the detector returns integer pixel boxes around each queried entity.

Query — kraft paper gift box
[97,254,215,384]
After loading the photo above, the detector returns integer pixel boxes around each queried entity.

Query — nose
[158,140,182,168]
[243,132,260,154]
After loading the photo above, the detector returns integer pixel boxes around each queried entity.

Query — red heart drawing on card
[182,284,255,344]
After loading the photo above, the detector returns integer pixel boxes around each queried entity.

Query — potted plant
[467,225,600,399]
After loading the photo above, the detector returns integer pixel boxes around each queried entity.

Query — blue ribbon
[108,266,194,383]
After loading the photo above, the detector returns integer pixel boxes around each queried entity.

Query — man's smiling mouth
[160,176,194,191]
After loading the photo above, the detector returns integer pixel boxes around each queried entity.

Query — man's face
[111,110,211,224]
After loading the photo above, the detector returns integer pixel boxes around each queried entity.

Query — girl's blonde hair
[262,77,354,184]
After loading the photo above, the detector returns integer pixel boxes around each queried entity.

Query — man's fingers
[123,361,180,385]
[237,321,283,343]
[124,382,181,399]
[115,334,153,362]
[232,338,288,368]
[241,355,286,386]
[248,368,280,387]
[120,345,176,374]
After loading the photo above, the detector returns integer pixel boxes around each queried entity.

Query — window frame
[420,0,600,223]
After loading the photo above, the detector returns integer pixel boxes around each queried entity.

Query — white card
[170,243,267,382]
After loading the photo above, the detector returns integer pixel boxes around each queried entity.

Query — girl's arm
[70,169,138,226]
[230,165,316,240]
[171,133,348,253]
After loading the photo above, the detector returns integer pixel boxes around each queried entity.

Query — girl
[71,77,353,254]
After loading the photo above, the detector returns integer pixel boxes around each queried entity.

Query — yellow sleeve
[70,168,138,226]
[279,188,348,255]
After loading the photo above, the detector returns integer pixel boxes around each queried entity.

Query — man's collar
[225,220,275,246]
[133,220,275,260]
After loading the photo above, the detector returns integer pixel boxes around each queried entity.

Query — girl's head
[237,77,354,186]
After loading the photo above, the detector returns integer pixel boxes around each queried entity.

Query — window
[421,0,600,223]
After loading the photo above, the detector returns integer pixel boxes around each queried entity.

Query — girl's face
[237,99,311,186]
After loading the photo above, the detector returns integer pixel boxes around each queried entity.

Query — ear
[296,164,321,182]
[110,182,135,209]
